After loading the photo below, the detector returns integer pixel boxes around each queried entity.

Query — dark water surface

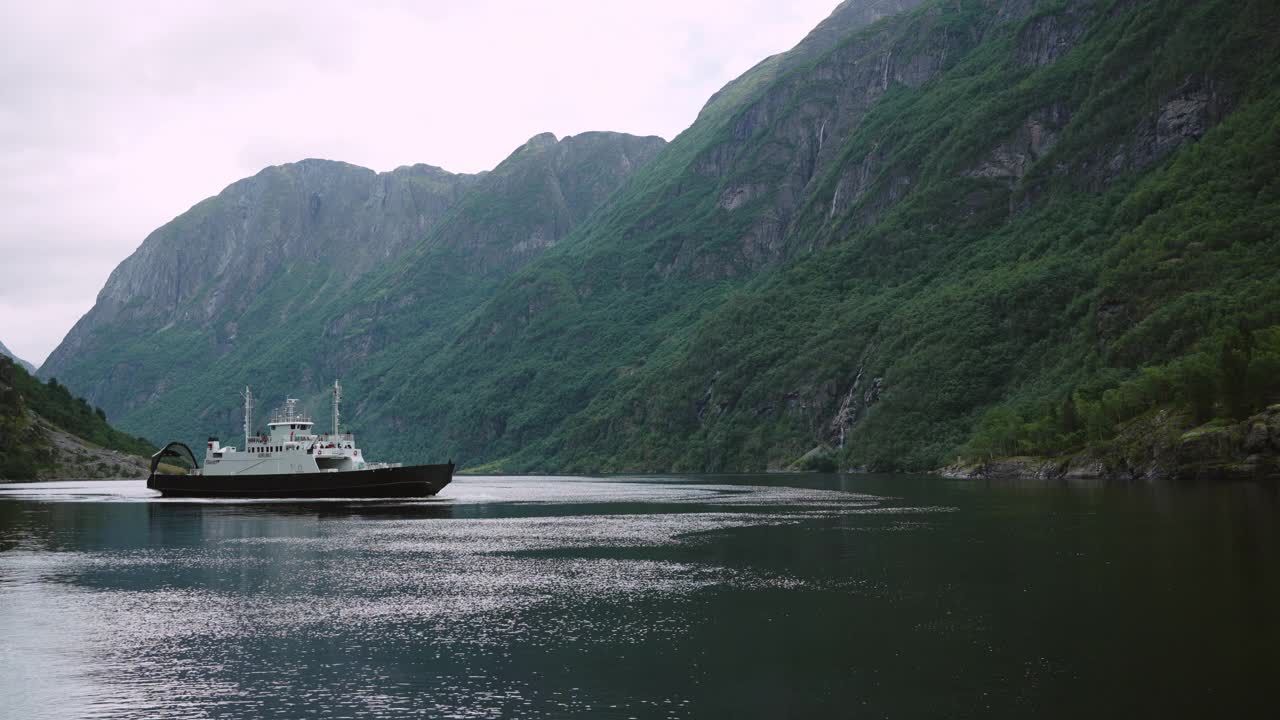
[1,475,1277,718]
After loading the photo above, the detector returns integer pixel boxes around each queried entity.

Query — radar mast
[241,386,253,449]
[332,379,342,436]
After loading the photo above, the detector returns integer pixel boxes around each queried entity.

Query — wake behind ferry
[148,381,453,498]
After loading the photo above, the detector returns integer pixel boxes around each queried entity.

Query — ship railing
[317,433,355,442]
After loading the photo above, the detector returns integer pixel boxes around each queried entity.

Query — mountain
[45,0,1280,479]
[0,356,153,480]
[0,340,35,374]
[41,132,666,445]
[41,158,482,409]
[347,0,1280,477]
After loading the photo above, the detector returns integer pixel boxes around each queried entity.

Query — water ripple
[0,476,948,719]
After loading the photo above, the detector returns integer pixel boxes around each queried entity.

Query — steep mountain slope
[0,356,153,480]
[696,0,928,125]
[362,0,1280,474]
[0,340,35,374]
[43,132,665,446]
[42,159,482,415]
[44,0,1280,477]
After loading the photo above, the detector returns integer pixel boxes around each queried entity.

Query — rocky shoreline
[0,417,149,483]
[10,414,150,482]
[941,405,1280,482]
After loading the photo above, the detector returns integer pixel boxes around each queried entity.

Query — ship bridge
[266,398,314,443]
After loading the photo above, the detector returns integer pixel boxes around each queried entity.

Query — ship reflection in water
[1,475,1278,718]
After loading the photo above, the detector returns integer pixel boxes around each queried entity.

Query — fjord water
[1,476,1276,718]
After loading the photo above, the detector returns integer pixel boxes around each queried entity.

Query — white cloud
[0,0,839,367]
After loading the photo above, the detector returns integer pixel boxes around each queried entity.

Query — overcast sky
[0,0,840,368]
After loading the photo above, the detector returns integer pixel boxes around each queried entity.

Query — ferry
[147,381,453,498]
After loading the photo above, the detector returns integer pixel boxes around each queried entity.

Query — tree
[1220,327,1254,419]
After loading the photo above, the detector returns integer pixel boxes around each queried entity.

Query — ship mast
[332,379,341,436]
[241,386,253,449]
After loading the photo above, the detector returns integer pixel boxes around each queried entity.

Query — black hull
[148,462,453,498]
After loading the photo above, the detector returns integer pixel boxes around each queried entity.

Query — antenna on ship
[332,379,342,436]
[241,386,253,449]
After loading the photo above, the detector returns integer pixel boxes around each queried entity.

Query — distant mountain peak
[0,340,36,374]
[40,130,668,435]
[524,132,559,149]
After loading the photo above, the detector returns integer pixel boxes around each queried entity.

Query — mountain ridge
[0,340,35,374]
[40,0,1280,479]
[41,131,667,443]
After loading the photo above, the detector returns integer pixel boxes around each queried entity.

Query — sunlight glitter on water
[0,475,887,507]
[7,474,1277,717]
[0,476,953,719]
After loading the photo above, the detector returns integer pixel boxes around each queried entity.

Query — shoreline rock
[940,406,1280,482]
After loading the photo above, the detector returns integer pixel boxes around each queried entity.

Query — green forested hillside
[378,0,1280,475]
[40,0,1280,478]
[0,356,153,479]
[569,91,1280,473]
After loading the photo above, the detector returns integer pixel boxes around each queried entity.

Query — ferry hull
[148,462,453,498]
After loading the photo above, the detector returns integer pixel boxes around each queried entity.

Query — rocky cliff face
[422,131,667,275]
[45,160,482,372]
[696,0,929,125]
[42,132,664,432]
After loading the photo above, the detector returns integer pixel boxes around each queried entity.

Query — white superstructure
[201,380,400,476]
